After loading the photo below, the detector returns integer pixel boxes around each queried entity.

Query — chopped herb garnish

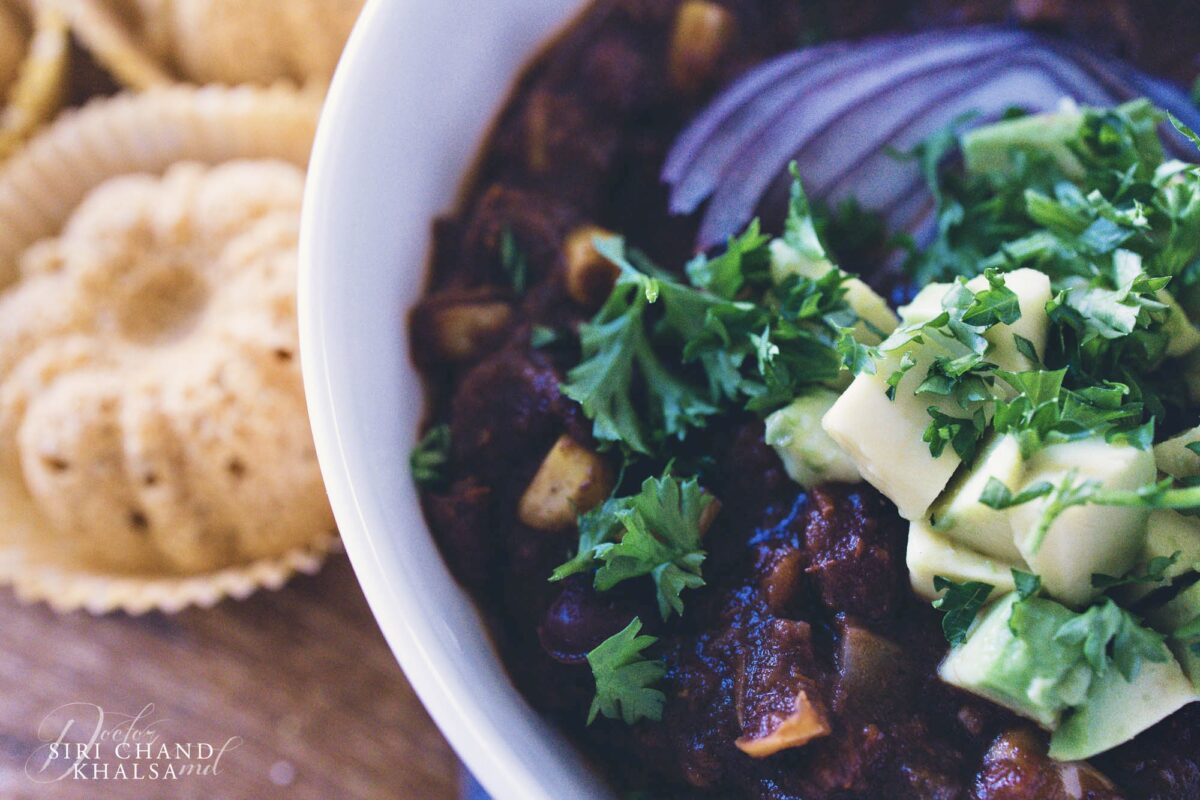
[530,324,560,349]
[552,473,715,620]
[499,226,529,293]
[1012,569,1043,600]
[586,617,666,726]
[1092,551,1181,590]
[932,576,995,645]
[1053,599,1169,682]
[410,424,451,489]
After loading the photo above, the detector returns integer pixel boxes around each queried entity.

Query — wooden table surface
[0,554,459,800]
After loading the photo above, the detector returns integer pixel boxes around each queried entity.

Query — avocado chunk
[1049,652,1198,761]
[1120,510,1200,604]
[1009,439,1155,606]
[769,240,897,345]
[1155,424,1200,479]
[939,594,1093,728]
[930,433,1025,563]
[822,329,977,520]
[968,269,1051,375]
[898,270,1050,375]
[1161,289,1200,358]
[1148,580,1200,633]
[764,390,861,488]
[906,520,1018,600]
[962,105,1086,180]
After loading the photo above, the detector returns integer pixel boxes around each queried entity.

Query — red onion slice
[665,27,1200,251]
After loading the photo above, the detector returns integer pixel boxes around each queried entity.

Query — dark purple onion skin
[664,26,1200,252]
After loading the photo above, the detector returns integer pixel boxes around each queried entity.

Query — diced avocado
[962,105,1085,180]
[967,268,1051,375]
[1155,424,1200,479]
[939,594,1093,729]
[897,270,1050,375]
[897,282,951,325]
[1147,580,1200,633]
[769,240,897,345]
[906,519,1018,600]
[764,390,861,488]
[822,331,976,521]
[1160,289,1200,358]
[1120,510,1200,604]
[1009,439,1156,606]
[1170,638,1200,687]
[930,434,1025,563]
[1049,652,1198,761]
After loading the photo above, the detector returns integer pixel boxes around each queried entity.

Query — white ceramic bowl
[298,1,611,799]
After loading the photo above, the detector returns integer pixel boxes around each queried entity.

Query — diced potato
[518,435,613,531]
[422,292,513,361]
[822,333,975,521]
[930,434,1025,563]
[1154,424,1200,478]
[734,689,830,758]
[1010,440,1155,606]
[907,519,1018,601]
[764,390,860,487]
[668,0,735,92]
[564,225,620,307]
[968,268,1051,374]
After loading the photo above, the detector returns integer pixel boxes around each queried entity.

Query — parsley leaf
[592,474,714,619]
[932,576,995,646]
[979,477,1054,510]
[530,325,561,348]
[410,424,451,489]
[1013,569,1043,600]
[499,226,528,293]
[685,220,771,299]
[1092,551,1181,590]
[552,473,716,620]
[586,617,666,725]
[562,239,722,455]
[1054,599,1169,681]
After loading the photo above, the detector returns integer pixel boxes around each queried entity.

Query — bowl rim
[297,1,604,798]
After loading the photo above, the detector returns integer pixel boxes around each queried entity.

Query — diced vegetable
[907,519,1017,601]
[518,435,613,531]
[1009,440,1155,606]
[668,0,735,93]
[564,225,620,308]
[764,389,860,488]
[930,433,1025,563]
[1155,424,1200,478]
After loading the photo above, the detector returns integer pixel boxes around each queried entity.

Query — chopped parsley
[410,424,451,489]
[932,576,994,646]
[586,617,666,725]
[499,226,529,293]
[552,473,714,620]
[1053,599,1169,682]
[562,172,862,456]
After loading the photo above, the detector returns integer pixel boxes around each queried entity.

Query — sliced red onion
[665,27,1200,251]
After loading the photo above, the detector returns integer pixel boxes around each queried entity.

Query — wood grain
[0,555,459,800]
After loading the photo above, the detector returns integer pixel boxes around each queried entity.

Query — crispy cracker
[0,2,69,161]
[63,0,362,89]
[0,88,332,613]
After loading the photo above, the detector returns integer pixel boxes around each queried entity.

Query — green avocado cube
[962,105,1086,180]
[1049,651,1197,761]
[764,390,861,488]
[906,520,1018,601]
[939,594,1093,729]
[1010,439,1155,606]
[930,433,1025,563]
